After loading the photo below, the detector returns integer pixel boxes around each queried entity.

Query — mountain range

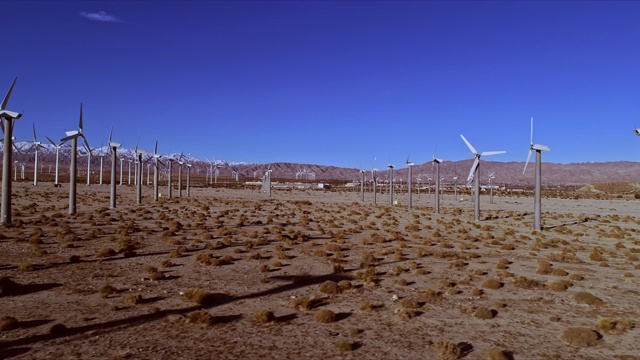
[3,141,640,186]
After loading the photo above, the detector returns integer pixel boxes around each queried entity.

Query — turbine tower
[152,141,163,201]
[177,153,184,197]
[387,161,395,206]
[460,134,505,222]
[135,145,145,204]
[108,126,121,209]
[432,149,443,214]
[45,136,66,187]
[488,172,495,204]
[0,77,22,225]
[405,156,414,209]
[61,103,90,215]
[28,124,46,186]
[360,169,366,202]
[523,117,550,231]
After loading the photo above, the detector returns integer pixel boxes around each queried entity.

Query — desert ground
[1,181,639,359]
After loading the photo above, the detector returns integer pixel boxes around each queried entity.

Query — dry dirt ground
[1,182,639,359]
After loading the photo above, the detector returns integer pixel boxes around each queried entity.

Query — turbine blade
[108,123,113,144]
[78,103,83,131]
[32,123,36,141]
[154,140,158,155]
[1,77,17,110]
[530,116,534,146]
[460,134,477,154]
[523,149,533,174]
[467,157,479,182]
[46,136,56,147]
[481,151,506,156]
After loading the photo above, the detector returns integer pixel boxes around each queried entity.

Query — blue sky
[3,1,640,168]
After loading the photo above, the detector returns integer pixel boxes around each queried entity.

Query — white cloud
[79,11,122,23]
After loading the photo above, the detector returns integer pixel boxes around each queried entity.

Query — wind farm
[2,1,640,359]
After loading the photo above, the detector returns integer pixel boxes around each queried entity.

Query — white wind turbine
[360,169,366,202]
[107,126,121,209]
[488,172,495,204]
[523,117,550,231]
[177,153,184,197]
[83,143,94,186]
[371,158,378,204]
[152,141,163,201]
[29,124,45,186]
[46,136,65,187]
[98,142,105,186]
[0,77,22,225]
[387,160,395,206]
[135,144,146,204]
[61,103,90,215]
[432,147,443,214]
[405,155,414,209]
[460,134,506,222]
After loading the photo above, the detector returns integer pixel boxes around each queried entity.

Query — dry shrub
[568,273,584,281]
[0,277,20,297]
[252,309,277,325]
[338,280,352,291]
[432,339,461,360]
[0,315,19,331]
[473,306,495,319]
[547,252,584,264]
[400,297,420,309]
[394,307,420,320]
[597,318,634,335]
[186,309,215,328]
[481,278,503,290]
[18,262,34,272]
[419,288,443,302]
[334,340,356,352]
[184,288,220,306]
[314,309,336,323]
[496,259,509,269]
[536,260,552,274]
[291,296,321,311]
[560,327,600,347]
[124,293,142,306]
[99,283,117,298]
[319,280,339,294]
[513,276,547,290]
[549,280,571,292]
[96,247,117,258]
[574,291,604,306]
[484,349,510,360]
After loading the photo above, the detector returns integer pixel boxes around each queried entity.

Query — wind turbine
[360,169,366,202]
[205,157,214,186]
[432,147,443,214]
[488,172,495,204]
[371,158,378,204]
[28,124,46,186]
[460,134,506,222]
[0,77,22,224]
[186,162,192,197]
[135,144,146,204]
[152,141,163,201]
[262,165,272,197]
[453,175,458,201]
[387,160,395,206]
[167,154,175,199]
[523,117,550,231]
[177,153,184,197]
[61,103,90,215]
[46,136,66,187]
[107,125,121,209]
[98,142,104,186]
[405,155,414,209]
[83,143,93,186]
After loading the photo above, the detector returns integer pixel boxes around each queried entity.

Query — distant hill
[3,141,640,186]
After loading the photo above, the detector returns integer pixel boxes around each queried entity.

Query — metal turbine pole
[86,149,91,186]
[136,153,142,204]
[388,166,394,206]
[407,165,413,210]
[474,162,480,222]
[435,163,441,214]
[1,119,14,224]
[187,165,191,197]
[99,156,103,185]
[168,160,173,199]
[534,150,542,231]
[33,146,39,186]
[154,157,159,201]
[69,137,78,214]
[110,147,117,208]
[119,158,124,185]
[360,170,365,202]
[178,163,182,197]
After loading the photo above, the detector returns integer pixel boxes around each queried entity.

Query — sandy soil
[1,182,639,359]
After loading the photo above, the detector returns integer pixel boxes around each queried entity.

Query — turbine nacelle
[634,128,639,136]
[1,77,22,121]
[523,117,551,174]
